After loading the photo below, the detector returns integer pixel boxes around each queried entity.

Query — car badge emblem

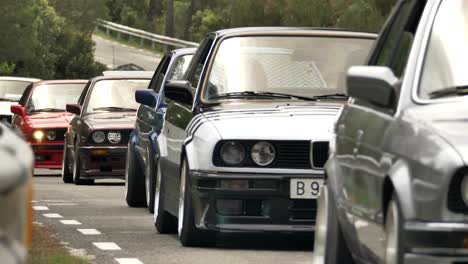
[108,132,121,144]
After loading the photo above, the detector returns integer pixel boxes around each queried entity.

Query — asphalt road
[33,172,314,264]
[93,35,161,71]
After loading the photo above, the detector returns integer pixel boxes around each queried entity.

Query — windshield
[0,80,33,102]
[85,79,150,113]
[419,0,468,99]
[203,36,374,101]
[27,83,86,113]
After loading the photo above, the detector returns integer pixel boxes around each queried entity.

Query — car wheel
[154,159,177,233]
[125,141,146,207]
[145,149,156,213]
[72,144,94,185]
[178,158,215,247]
[62,139,73,184]
[385,196,403,264]
[312,184,354,264]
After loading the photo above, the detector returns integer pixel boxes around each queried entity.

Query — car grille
[311,141,329,169]
[213,140,311,169]
[0,115,12,125]
[447,171,468,214]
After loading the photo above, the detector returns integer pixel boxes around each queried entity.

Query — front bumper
[189,170,323,233]
[31,143,63,169]
[78,146,127,179]
[403,221,468,263]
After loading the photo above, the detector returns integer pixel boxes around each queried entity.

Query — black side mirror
[135,89,159,108]
[164,80,194,106]
[66,104,82,115]
[347,66,398,108]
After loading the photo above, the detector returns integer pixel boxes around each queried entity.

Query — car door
[135,55,171,166]
[341,0,426,261]
[160,37,215,215]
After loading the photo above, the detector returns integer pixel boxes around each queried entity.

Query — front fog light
[220,180,249,189]
[46,130,56,141]
[251,141,276,166]
[33,131,44,141]
[220,141,245,165]
[461,175,468,206]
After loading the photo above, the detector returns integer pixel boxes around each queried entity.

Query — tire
[178,158,215,247]
[125,141,146,207]
[384,196,404,264]
[312,184,354,264]
[62,139,73,184]
[73,144,94,185]
[154,159,177,233]
[145,149,156,213]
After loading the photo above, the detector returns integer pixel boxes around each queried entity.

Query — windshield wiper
[312,93,348,100]
[93,107,137,112]
[429,86,468,99]
[209,91,317,101]
[30,108,65,113]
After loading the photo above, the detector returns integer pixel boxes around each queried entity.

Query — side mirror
[10,105,26,116]
[347,66,399,108]
[135,89,159,108]
[66,104,81,115]
[164,80,194,106]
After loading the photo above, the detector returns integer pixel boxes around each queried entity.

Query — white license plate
[290,179,324,199]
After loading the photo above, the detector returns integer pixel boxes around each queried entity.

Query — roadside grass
[27,224,88,264]
[94,31,163,56]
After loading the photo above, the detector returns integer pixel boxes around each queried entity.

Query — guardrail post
[140,38,144,47]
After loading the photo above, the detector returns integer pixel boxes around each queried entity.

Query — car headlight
[251,141,276,166]
[461,175,468,206]
[220,141,245,165]
[107,131,122,144]
[46,130,56,141]
[92,131,106,143]
[32,130,44,141]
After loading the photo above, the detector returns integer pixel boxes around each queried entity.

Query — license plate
[290,179,324,199]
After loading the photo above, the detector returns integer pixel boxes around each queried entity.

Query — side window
[187,37,214,88]
[168,54,194,80]
[371,0,425,78]
[149,56,171,93]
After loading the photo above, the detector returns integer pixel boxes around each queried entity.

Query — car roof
[0,76,41,83]
[100,71,154,79]
[34,80,88,86]
[213,27,378,39]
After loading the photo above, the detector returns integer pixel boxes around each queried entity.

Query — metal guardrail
[95,19,199,49]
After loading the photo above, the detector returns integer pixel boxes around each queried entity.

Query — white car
[0,77,40,125]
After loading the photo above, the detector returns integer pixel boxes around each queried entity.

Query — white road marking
[77,229,101,235]
[60,220,82,225]
[43,213,63,218]
[115,258,144,264]
[33,206,49,211]
[93,242,121,251]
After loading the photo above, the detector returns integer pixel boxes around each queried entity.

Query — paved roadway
[93,35,161,71]
[33,171,313,264]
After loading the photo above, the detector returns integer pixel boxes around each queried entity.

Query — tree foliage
[0,0,106,79]
[105,0,397,42]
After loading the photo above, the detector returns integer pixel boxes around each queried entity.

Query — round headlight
[92,131,106,143]
[251,141,276,166]
[107,131,122,144]
[461,175,468,206]
[46,130,56,141]
[32,130,44,141]
[220,141,245,165]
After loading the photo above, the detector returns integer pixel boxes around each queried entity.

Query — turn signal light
[92,149,108,155]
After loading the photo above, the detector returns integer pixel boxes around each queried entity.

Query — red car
[11,80,87,169]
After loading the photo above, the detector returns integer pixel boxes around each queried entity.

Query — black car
[314,0,468,263]
[153,27,376,247]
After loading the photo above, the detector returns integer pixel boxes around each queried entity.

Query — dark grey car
[314,0,468,263]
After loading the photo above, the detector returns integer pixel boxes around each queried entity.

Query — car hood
[27,112,74,128]
[200,101,343,141]
[407,100,468,164]
[0,102,16,116]
[83,112,136,130]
